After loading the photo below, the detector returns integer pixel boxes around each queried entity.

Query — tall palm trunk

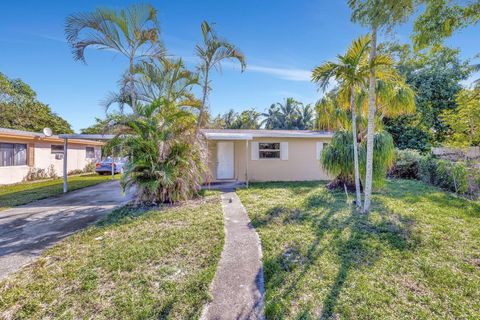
[363,27,377,213]
[129,56,136,114]
[350,86,362,209]
[196,67,209,136]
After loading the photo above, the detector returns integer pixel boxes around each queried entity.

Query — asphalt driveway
[0,181,131,280]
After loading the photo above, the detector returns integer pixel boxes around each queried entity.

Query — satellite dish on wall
[43,127,53,137]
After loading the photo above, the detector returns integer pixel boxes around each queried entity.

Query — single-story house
[0,128,103,185]
[202,129,333,183]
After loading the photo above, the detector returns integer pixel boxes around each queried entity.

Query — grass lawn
[0,195,224,319]
[0,174,118,210]
[237,179,480,319]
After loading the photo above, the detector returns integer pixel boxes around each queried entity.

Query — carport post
[245,140,249,188]
[63,138,68,193]
[111,152,115,181]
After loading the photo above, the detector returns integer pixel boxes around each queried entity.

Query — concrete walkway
[202,192,265,320]
[0,181,131,280]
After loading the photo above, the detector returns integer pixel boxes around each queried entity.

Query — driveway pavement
[0,181,131,280]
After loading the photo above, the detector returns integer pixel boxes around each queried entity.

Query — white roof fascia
[204,132,254,140]
[250,132,333,138]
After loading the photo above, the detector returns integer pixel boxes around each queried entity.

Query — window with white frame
[259,142,280,159]
[0,143,27,167]
[86,147,95,158]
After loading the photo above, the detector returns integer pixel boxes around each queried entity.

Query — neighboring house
[0,128,102,185]
[202,129,333,183]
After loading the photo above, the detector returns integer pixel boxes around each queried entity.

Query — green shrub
[418,155,437,184]
[394,149,479,198]
[390,149,422,179]
[450,163,469,194]
[83,162,96,173]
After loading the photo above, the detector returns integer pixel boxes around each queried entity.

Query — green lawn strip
[0,174,118,210]
[237,179,480,319]
[0,195,224,319]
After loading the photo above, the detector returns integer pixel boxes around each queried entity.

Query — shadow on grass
[383,179,480,218]
[250,184,419,319]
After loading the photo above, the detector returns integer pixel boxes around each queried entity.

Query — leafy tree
[0,73,73,134]
[383,44,472,147]
[65,3,164,114]
[441,88,480,147]
[80,117,113,134]
[413,0,480,50]
[195,21,246,134]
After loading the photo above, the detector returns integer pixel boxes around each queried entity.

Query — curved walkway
[0,181,131,280]
[202,191,265,320]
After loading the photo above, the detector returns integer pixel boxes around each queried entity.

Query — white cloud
[247,64,312,82]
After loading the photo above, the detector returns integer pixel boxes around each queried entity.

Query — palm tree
[235,109,261,129]
[113,99,206,204]
[348,0,414,212]
[278,98,302,129]
[315,95,349,131]
[296,104,315,129]
[321,130,395,191]
[312,35,372,209]
[65,4,164,114]
[261,104,283,129]
[195,21,246,135]
[104,57,200,114]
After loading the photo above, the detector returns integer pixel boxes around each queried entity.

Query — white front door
[216,142,234,180]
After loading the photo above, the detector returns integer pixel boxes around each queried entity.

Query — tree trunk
[363,26,378,213]
[196,67,209,136]
[350,86,362,209]
[130,56,136,114]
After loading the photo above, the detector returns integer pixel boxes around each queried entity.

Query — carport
[58,134,115,193]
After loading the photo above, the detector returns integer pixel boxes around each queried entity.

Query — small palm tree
[104,57,200,114]
[322,130,395,190]
[312,35,372,208]
[195,21,246,134]
[113,99,206,204]
[65,4,164,114]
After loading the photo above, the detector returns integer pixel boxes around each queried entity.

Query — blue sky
[1,0,478,132]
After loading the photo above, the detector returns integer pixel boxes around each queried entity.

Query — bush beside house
[390,149,480,198]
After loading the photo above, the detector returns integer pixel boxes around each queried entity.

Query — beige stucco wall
[207,137,331,182]
[0,139,101,185]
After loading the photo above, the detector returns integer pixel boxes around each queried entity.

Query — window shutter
[280,142,288,160]
[27,143,35,167]
[251,141,259,160]
[316,142,324,160]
